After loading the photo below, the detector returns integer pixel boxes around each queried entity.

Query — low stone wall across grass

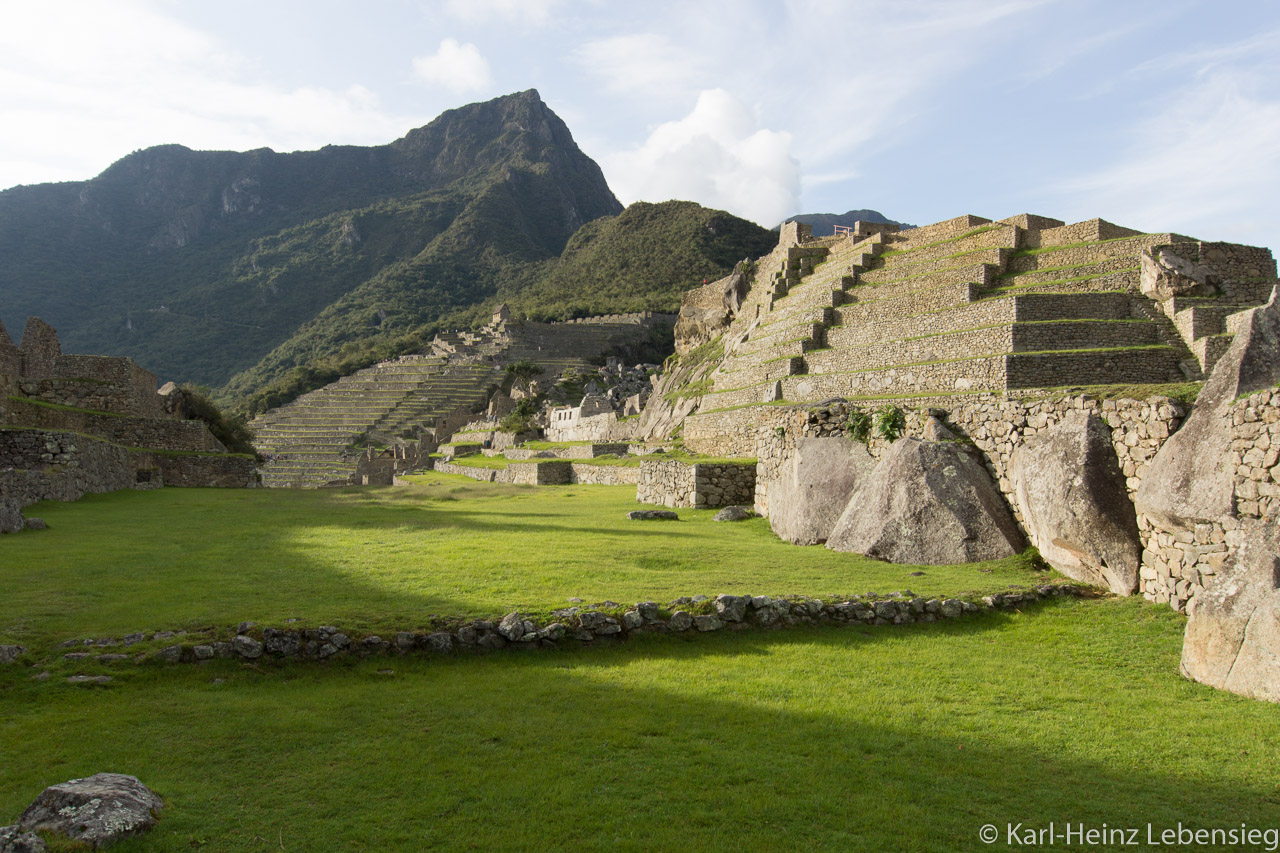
[40,583,1087,669]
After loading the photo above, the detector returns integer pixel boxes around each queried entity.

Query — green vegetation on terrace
[877,224,1002,259]
[2,482,1040,648]
[997,260,1139,281]
[1,487,1278,848]
[1013,381,1203,404]
[700,346,1176,401]
[6,395,125,418]
[1008,233,1161,258]
[693,381,1203,415]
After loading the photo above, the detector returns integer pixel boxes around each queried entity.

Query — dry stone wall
[1139,392,1280,611]
[747,393,1226,611]
[0,431,133,529]
[6,397,223,452]
[127,451,259,488]
[431,460,638,486]
[637,460,756,508]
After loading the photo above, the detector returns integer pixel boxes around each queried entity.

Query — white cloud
[0,0,417,188]
[411,38,494,95]
[574,33,707,100]
[443,0,565,26]
[603,89,800,226]
[1052,65,1280,251]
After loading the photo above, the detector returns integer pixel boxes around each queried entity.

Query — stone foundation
[637,460,756,508]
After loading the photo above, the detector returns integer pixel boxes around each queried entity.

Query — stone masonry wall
[5,397,224,452]
[0,430,133,507]
[15,378,154,418]
[750,394,1214,610]
[128,451,260,488]
[53,355,163,418]
[637,460,755,508]
[1139,391,1280,612]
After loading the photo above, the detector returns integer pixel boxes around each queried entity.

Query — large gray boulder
[18,773,163,848]
[1181,520,1280,703]
[769,437,874,545]
[0,826,45,853]
[826,437,1024,564]
[1138,286,1280,528]
[1010,412,1141,594]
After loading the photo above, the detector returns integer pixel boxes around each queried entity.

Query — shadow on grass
[0,599,1275,851]
[0,485,1055,655]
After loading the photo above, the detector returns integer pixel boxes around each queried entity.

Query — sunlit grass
[1,599,1277,851]
[0,477,1047,648]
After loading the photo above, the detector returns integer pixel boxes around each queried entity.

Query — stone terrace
[694,214,1275,418]
[252,314,672,487]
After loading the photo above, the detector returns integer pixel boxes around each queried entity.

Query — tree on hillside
[505,360,545,394]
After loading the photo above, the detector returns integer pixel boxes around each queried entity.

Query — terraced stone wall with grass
[5,396,224,452]
[0,430,132,507]
[127,450,259,488]
[51,356,164,418]
[637,459,755,508]
[15,377,157,419]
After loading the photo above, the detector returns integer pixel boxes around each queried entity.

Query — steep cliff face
[0,90,622,392]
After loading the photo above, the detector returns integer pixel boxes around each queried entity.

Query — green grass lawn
[2,479,1278,851]
[2,600,1278,851]
[0,477,1047,648]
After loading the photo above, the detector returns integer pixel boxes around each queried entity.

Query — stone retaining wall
[432,460,639,486]
[637,460,756,507]
[51,584,1083,667]
[0,431,134,528]
[1139,391,1280,611]
[127,451,260,488]
[5,397,224,452]
[15,378,159,418]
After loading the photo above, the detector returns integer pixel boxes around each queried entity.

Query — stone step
[1193,335,1234,375]
[876,223,1019,267]
[994,256,1137,287]
[804,320,1160,375]
[711,356,803,389]
[859,248,1010,284]
[833,281,981,326]
[1004,346,1183,389]
[848,262,1000,303]
[985,271,1138,298]
[1005,233,1177,275]
[825,292,1134,349]
[700,344,1182,411]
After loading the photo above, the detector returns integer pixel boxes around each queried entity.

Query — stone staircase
[252,357,497,488]
[695,214,1275,412]
[252,314,674,487]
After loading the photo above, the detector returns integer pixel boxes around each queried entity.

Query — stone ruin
[251,311,673,487]
[0,317,257,531]
[623,212,1280,703]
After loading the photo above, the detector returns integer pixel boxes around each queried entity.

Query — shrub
[874,405,906,442]
[499,398,540,434]
[844,408,872,443]
[178,385,261,459]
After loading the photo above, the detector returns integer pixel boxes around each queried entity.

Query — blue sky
[2,0,1278,252]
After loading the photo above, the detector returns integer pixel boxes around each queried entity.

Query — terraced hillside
[689,214,1275,416]
[252,314,672,487]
